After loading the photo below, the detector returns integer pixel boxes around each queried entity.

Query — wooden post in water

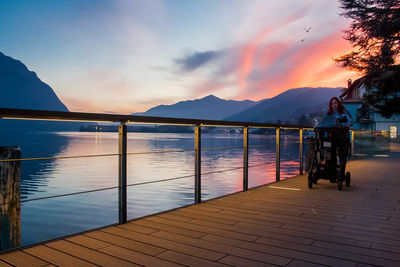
[0,146,21,251]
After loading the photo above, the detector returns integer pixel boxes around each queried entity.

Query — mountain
[225,87,342,123]
[134,95,258,120]
[0,51,68,112]
[0,52,83,131]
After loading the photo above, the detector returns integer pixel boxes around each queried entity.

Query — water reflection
[0,131,301,250]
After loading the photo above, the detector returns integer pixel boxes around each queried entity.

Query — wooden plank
[286,260,327,267]
[281,223,400,247]
[155,212,193,222]
[218,255,277,267]
[172,207,333,232]
[381,226,400,235]
[256,235,400,266]
[144,216,259,242]
[0,251,49,267]
[330,224,400,241]
[169,209,283,228]
[371,242,400,253]
[84,230,166,256]
[174,204,337,232]
[312,240,400,261]
[66,235,111,250]
[45,240,137,267]
[115,223,159,234]
[156,250,229,267]
[102,226,226,261]
[202,234,356,267]
[129,219,208,238]
[182,205,223,213]
[0,260,12,267]
[149,216,313,246]
[158,210,239,225]
[24,245,96,267]
[151,230,292,266]
[99,245,183,267]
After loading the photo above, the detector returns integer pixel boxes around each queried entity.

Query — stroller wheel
[337,179,342,191]
[345,172,351,187]
[308,173,313,189]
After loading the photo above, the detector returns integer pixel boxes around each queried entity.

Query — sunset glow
[0,0,358,113]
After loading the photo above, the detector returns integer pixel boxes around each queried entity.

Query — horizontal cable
[0,142,304,162]
[202,166,243,175]
[202,146,242,151]
[0,146,246,162]
[0,153,118,162]
[1,174,196,205]
[18,186,119,204]
[0,161,289,205]
[126,174,194,187]
[127,149,193,155]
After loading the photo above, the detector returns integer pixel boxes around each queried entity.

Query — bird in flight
[304,27,311,33]
[300,38,306,42]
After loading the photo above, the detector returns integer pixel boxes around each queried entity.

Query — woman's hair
[327,97,344,115]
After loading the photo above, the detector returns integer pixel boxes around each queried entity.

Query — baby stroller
[308,115,351,190]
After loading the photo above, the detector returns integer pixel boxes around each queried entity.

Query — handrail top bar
[0,107,312,129]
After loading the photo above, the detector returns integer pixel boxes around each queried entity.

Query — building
[340,77,400,138]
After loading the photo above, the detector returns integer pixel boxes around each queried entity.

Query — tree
[336,0,400,117]
[336,0,400,73]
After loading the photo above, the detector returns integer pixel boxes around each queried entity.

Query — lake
[0,129,303,250]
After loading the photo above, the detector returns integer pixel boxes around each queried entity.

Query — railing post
[194,125,201,204]
[118,122,127,224]
[243,127,249,191]
[276,127,280,181]
[299,128,303,175]
[350,130,354,159]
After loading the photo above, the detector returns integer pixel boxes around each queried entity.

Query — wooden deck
[1,145,399,266]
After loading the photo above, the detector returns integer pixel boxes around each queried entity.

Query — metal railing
[0,107,312,225]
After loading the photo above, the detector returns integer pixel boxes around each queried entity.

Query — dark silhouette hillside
[225,87,342,123]
[133,95,258,120]
[0,52,68,111]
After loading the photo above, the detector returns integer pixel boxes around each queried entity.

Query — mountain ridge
[225,87,342,123]
[133,94,259,120]
[0,51,68,112]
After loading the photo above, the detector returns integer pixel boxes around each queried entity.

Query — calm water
[0,130,302,250]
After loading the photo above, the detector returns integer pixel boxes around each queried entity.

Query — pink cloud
[236,31,360,100]
[237,6,311,95]
[257,41,293,70]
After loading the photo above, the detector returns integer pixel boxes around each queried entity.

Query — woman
[327,97,352,127]
[327,97,352,166]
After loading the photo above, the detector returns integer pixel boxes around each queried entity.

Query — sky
[0,0,360,113]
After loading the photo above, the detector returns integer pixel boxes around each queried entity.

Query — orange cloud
[257,41,293,70]
[237,6,311,95]
[239,31,360,100]
[238,26,276,91]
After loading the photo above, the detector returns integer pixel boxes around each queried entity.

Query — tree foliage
[336,0,400,117]
[336,0,400,73]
